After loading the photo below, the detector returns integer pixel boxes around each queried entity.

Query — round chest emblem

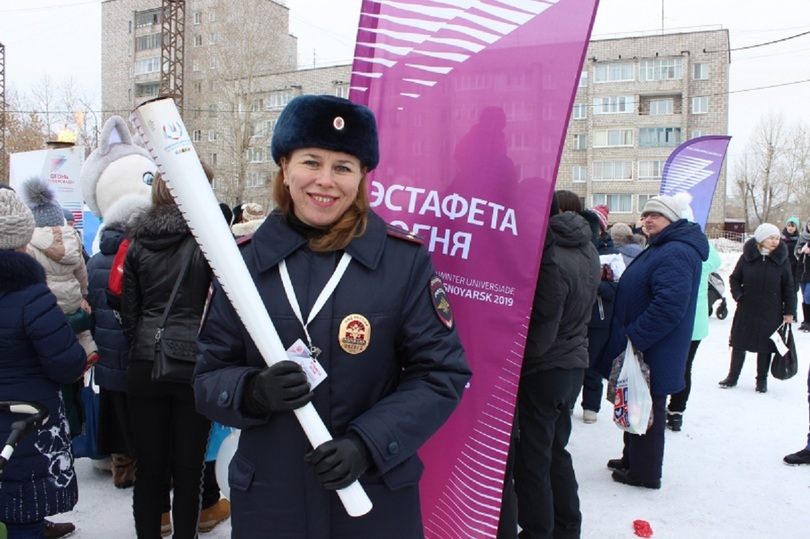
[333,116,345,130]
[338,314,371,354]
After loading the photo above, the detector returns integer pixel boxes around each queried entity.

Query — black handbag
[771,323,798,380]
[152,240,198,384]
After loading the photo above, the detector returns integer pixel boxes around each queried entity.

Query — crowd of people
[2,94,809,539]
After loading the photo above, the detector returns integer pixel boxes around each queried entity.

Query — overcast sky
[1,0,808,169]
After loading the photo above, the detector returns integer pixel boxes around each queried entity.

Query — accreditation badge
[430,274,454,330]
[339,314,371,354]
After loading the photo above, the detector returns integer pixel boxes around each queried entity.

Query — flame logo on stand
[163,122,184,140]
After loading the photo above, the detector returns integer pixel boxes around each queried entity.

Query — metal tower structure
[160,0,186,114]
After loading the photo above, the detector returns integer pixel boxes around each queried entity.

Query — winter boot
[198,499,231,532]
[802,304,810,332]
[111,453,136,489]
[719,349,745,388]
[666,409,683,431]
[783,448,810,465]
[44,519,75,539]
[756,353,770,393]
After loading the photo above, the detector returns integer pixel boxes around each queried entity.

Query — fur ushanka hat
[270,95,379,170]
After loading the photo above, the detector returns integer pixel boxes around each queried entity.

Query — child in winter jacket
[20,176,98,368]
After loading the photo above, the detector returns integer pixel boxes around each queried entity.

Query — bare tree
[188,0,296,207]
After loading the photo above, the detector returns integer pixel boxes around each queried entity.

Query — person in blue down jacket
[599,193,708,490]
[193,95,471,539]
[0,189,86,538]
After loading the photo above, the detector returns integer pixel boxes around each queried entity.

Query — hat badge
[333,116,345,130]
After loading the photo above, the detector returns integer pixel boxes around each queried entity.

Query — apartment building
[559,29,730,230]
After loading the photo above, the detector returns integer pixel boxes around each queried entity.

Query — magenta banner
[660,135,732,230]
[350,1,599,536]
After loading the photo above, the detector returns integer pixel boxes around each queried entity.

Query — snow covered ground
[59,245,809,538]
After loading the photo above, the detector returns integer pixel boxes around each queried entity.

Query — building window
[573,165,587,183]
[593,128,633,148]
[593,95,634,114]
[593,62,634,83]
[247,172,264,188]
[208,130,218,142]
[247,148,264,163]
[193,12,202,25]
[572,134,587,150]
[692,63,709,80]
[209,153,218,165]
[639,127,681,148]
[578,71,588,87]
[572,103,587,120]
[649,98,673,115]
[192,59,201,72]
[251,99,263,112]
[136,83,160,98]
[209,10,217,22]
[209,104,218,118]
[692,130,709,139]
[691,96,709,114]
[638,160,664,181]
[593,194,632,213]
[267,90,294,110]
[193,34,203,47]
[593,161,633,181]
[334,84,349,99]
[135,10,161,28]
[192,130,202,142]
[265,119,277,134]
[134,57,161,75]
[210,57,218,70]
[135,33,161,52]
[640,58,683,81]
[192,106,201,119]
[209,32,219,45]
[193,81,202,93]
[638,194,653,211]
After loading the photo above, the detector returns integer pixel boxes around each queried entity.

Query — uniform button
[387,442,399,454]
[218,391,229,406]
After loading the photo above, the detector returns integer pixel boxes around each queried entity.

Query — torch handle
[130,97,372,517]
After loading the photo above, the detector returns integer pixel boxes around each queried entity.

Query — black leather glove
[304,432,371,490]
[242,360,313,415]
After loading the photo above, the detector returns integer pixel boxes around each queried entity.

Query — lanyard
[278,252,352,357]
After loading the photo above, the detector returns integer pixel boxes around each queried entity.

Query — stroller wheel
[717,301,728,320]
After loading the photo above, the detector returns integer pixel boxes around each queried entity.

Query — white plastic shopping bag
[612,339,653,435]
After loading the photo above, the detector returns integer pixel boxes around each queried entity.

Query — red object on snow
[633,519,653,537]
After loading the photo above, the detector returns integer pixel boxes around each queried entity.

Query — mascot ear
[98,116,134,156]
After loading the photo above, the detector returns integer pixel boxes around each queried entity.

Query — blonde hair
[270,165,368,252]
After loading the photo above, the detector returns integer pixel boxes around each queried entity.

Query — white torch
[131,97,372,517]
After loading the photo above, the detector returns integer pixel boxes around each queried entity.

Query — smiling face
[282,148,364,228]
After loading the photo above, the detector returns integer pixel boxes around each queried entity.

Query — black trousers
[621,394,667,483]
[514,368,584,539]
[668,340,701,413]
[127,361,211,539]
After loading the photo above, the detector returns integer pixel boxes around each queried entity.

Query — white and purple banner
[350,1,599,536]
[660,135,732,230]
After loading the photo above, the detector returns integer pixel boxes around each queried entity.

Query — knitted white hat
[754,223,780,244]
[0,189,36,250]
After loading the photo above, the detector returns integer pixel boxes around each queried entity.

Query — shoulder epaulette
[386,223,423,245]
[235,234,253,247]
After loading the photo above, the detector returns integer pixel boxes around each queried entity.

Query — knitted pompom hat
[20,176,65,227]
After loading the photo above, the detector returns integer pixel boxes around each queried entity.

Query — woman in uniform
[193,95,471,538]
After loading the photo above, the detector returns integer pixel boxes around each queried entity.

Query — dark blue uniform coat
[601,219,709,396]
[194,210,471,539]
[0,250,86,524]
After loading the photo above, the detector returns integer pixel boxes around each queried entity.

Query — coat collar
[0,250,47,292]
[250,210,387,272]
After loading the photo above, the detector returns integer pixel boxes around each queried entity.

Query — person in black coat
[193,95,471,538]
[782,217,800,294]
[794,218,810,331]
[512,205,601,538]
[121,175,213,538]
[720,223,795,393]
